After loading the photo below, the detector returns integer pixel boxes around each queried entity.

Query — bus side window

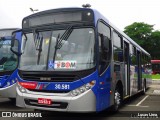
[113,31,123,62]
[98,21,111,75]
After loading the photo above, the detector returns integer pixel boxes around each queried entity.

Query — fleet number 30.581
[55,84,70,90]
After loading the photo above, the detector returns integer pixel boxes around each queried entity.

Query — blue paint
[17,66,111,112]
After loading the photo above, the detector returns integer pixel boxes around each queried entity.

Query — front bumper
[0,83,17,98]
[16,87,96,112]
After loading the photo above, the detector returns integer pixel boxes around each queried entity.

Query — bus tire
[112,87,122,111]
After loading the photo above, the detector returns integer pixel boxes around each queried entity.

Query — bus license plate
[38,98,52,105]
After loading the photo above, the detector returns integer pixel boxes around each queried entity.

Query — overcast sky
[0,0,160,31]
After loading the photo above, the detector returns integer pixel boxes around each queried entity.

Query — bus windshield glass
[0,30,15,37]
[20,27,95,71]
[0,39,18,71]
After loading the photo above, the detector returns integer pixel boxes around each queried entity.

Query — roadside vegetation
[152,74,160,80]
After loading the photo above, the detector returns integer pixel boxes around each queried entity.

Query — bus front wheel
[112,88,122,111]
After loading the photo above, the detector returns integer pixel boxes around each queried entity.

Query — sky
[0,0,160,31]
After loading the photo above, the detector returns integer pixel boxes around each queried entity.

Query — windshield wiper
[34,31,43,65]
[52,33,60,66]
[57,26,73,49]
[52,26,73,65]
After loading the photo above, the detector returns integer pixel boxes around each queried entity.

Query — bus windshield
[20,27,95,71]
[0,39,18,71]
[0,29,15,37]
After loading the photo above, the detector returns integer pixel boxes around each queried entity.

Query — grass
[152,74,160,80]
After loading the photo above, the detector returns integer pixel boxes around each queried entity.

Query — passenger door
[124,41,130,96]
[137,50,142,90]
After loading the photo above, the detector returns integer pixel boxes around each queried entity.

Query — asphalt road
[0,84,160,120]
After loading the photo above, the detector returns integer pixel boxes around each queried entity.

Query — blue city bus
[11,7,151,112]
[0,29,21,100]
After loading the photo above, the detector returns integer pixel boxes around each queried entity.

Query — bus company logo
[40,77,51,81]
[42,83,50,89]
[54,61,76,69]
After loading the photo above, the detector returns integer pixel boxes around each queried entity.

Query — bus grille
[19,72,79,82]
[24,99,68,109]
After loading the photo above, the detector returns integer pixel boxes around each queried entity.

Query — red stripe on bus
[18,82,37,89]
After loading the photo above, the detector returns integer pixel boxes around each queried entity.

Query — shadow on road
[0,98,31,111]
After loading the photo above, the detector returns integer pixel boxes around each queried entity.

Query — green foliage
[152,74,160,80]
[150,31,160,59]
[124,22,160,59]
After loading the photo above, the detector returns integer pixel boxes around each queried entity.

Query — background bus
[0,28,21,100]
[11,7,151,112]
[151,60,160,74]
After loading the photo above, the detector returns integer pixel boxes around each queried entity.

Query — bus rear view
[0,29,21,100]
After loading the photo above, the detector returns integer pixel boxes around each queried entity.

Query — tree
[123,22,160,59]
[150,31,160,59]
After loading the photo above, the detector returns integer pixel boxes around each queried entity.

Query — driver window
[98,21,111,74]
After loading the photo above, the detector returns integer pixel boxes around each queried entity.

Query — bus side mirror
[11,39,20,56]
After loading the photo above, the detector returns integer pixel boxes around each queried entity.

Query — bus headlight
[72,90,79,96]
[17,83,27,93]
[80,86,85,93]
[12,79,15,84]
[71,80,96,96]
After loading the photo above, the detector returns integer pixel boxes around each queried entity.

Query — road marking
[127,105,149,107]
[153,90,160,94]
[124,95,130,99]
[136,95,149,106]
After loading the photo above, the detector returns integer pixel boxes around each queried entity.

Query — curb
[146,93,160,96]
[151,80,160,85]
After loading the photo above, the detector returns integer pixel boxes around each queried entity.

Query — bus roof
[0,28,20,37]
[23,7,92,19]
[0,28,19,31]
[22,7,150,56]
